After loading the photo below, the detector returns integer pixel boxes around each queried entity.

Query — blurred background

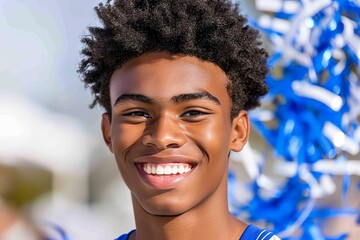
[0,0,359,239]
[0,0,134,238]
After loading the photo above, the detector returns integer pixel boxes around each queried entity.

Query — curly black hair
[78,0,268,119]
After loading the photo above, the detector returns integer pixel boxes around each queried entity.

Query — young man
[79,0,280,239]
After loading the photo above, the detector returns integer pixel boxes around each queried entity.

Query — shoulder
[114,229,135,240]
[240,225,281,240]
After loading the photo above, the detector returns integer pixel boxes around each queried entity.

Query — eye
[181,110,208,118]
[123,111,151,119]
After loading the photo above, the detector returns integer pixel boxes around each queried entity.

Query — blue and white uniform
[115,224,281,240]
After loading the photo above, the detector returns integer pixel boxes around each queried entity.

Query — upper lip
[134,155,198,165]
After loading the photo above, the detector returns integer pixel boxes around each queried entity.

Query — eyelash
[123,111,151,118]
[121,109,209,120]
[181,110,207,117]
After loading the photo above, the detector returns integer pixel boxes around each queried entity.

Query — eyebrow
[113,94,155,107]
[171,91,220,105]
[113,91,220,108]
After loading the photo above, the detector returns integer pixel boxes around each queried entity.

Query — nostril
[141,129,186,149]
[166,143,181,148]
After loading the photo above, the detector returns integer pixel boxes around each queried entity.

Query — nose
[141,114,186,149]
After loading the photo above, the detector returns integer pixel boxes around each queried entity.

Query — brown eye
[182,110,207,117]
[123,111,151,118]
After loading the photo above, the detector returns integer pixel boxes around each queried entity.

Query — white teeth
[156,166,164,175]
[164,166,172,174]
[142,163,193,175]
[179,165,185,174]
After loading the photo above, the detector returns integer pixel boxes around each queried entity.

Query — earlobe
[101,113,113,153]
[230,110,250,152]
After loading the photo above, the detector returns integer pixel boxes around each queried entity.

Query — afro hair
[78,0,269,119]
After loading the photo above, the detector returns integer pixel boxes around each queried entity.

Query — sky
[0,0,102,124]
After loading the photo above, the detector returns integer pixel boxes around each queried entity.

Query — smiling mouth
[135,157,197,189]
[141,163,194,175]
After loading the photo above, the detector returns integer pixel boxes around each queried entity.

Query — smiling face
[101,52,249,216]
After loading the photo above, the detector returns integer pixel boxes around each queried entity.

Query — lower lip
[136,164,194,190]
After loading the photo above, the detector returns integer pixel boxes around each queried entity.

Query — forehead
[109,52,230,106]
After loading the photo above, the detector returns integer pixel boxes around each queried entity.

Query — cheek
[111,125,144,189]
[111,124,145,160]
[185,119,231,153]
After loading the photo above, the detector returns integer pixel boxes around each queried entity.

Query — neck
[130,175,247,240]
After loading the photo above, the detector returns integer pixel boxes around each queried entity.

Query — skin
[101,52,250,240]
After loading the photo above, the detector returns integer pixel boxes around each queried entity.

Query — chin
[147,208,183,217]
[142,195,194,217]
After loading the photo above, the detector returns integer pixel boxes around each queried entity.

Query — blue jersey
[115,225,281,240]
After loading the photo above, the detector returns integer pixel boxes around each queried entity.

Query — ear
[229,110,250,152]
[101,113,113,153]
